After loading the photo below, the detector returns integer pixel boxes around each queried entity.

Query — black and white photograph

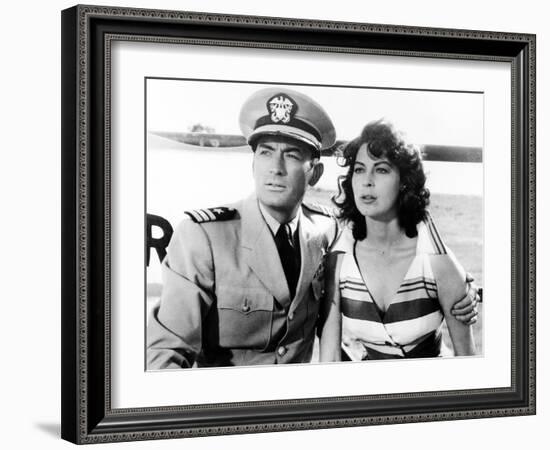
[145,79,483,369]
[57,3,537,444]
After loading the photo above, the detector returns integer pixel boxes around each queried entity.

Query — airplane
[150,131,483,163]
[147,130,483,303]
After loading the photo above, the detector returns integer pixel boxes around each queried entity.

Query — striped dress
[338,214,449,360]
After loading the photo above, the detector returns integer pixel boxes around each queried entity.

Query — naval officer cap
[239,87,336,157]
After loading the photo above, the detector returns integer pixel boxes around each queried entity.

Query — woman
[319,119,476,361]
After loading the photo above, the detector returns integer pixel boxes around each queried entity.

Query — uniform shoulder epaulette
[302,202,334,217]
[184,206,237,224]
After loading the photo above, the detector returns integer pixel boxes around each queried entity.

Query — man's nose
[269,153,286,174]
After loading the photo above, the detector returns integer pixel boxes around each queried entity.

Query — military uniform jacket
[147,194,338,368]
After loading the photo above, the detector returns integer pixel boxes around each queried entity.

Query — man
[147,87,477,369]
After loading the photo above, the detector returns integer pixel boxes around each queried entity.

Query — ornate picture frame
[61,5,535,444]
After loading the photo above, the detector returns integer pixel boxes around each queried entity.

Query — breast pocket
[216,287,274,350]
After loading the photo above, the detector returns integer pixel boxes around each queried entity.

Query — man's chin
[258,195,295,211]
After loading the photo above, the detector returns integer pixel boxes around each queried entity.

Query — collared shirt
[258,201,300,246]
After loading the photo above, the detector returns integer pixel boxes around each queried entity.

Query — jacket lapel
[241,195,291,305]
[290,213,324,314]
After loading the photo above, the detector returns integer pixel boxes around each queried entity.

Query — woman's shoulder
[330,224,355,253]
[416,212,449,255]
[326,226,354,275]
[430,253,465,279]
[429,253,467,302]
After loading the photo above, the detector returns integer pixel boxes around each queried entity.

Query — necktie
[275,224,301,299]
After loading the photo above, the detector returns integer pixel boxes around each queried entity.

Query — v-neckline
[351,238,419,322]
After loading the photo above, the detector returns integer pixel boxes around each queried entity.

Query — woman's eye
[376,167,389,174]
[353,166,364,173]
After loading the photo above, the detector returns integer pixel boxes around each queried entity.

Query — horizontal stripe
[385,312,443,344]
[343,316,389,344]
[363,340,404,355]
[342,274,437,295]
[390,289,438,305]
[340,285,369,295]
[405,328,440,347]
[396,286,437,296]
[364,332,441,359]
[399,277,436,289]
[403,332,441,358]
[384,298,441,323]
[340,289,370,303]
[393,289,438,303]
[341,297,381,323]
[339,278,366,288]
[364,345,405,359]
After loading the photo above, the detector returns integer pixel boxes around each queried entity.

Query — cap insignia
[267,94,297,124]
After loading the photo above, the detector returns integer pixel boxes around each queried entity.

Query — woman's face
[351,143,401,221]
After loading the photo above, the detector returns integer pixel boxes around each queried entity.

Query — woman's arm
[431,254,477,356]
[318,252,344,362]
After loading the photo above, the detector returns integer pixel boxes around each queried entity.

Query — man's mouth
[265,182,286,191]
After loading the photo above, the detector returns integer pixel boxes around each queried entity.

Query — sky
[146,78,483,147]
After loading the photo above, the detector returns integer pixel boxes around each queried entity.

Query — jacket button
[242,304,250,312]
[277,346,287,357]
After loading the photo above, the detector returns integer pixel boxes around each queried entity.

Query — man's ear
[308,161,324,187]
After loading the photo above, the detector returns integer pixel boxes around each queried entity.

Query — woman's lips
[360,194,377,204]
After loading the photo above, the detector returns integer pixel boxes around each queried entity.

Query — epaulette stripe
[203,209,217,221]
[196,209,210,221]
[187,210,203,222]
[193,210,207,222]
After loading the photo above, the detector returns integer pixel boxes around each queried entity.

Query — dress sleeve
[330,225,354,254]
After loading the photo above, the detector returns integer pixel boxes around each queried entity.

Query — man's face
[252,136,323,221]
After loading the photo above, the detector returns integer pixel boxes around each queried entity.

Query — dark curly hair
[333,119,430,240]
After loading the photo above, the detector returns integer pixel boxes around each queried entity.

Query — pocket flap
[217,287,273,313]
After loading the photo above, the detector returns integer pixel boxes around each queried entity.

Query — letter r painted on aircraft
[146,214,173,266]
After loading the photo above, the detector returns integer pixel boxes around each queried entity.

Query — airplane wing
[151,131,247,148]
[150,132,482,163]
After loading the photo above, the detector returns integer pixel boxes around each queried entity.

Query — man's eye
[285,152,302,161]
